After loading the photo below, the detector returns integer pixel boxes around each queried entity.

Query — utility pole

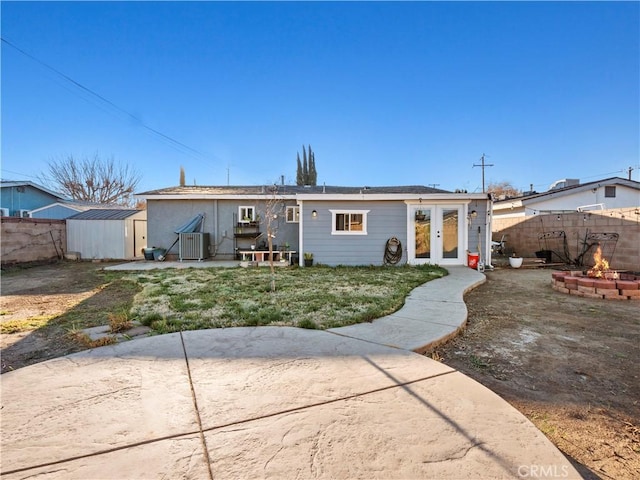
[427,183,440,189]
[473,153,494,193]
[628,166,634,181]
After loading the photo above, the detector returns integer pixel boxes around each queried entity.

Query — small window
[604,186,616,198]
[239,206,255,223]
[286,206,300,223]
[330,209,369,235]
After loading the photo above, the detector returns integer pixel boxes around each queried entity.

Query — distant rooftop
[137,184,452,196]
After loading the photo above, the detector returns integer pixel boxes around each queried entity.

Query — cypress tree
[302,146,309,185]
[296,153,303,185]
[308,146,317,186]
[295,145,318,186]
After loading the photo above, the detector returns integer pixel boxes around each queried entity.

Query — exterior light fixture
[312,210,318,218]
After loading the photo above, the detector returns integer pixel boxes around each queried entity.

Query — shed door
[134,220,147,258]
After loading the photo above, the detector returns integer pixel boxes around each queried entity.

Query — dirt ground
[0,261,134,372]
[434,266,639,480]
[1,261,639,479]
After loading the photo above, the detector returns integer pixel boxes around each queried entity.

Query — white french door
[408,205,464,265]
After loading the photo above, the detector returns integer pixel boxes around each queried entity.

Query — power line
[1,36,214,163]
[0,169,42,181]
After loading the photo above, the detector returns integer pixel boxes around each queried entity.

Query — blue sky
[2,1,638,194]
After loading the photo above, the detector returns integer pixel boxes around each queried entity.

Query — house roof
[67,209,143,220]
[137,184,454,197]
[0,180,66,199]
[494,177,640,206]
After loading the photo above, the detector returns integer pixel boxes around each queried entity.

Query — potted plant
[508,253,523,269]
[303,252,314,267]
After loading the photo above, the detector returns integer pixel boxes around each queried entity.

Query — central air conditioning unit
[19,209,31,218]
[179,232,210,261]
[0,208,9,217]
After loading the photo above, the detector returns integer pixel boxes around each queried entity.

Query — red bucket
[467,252,480,269]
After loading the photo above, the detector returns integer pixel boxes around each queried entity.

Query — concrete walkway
[0,265,581,479]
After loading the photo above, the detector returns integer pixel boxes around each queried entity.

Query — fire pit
[551,246,640,300]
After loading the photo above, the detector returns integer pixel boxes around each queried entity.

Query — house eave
[297,193,489,201]
[139,192,491,202]
[137,193,299,201]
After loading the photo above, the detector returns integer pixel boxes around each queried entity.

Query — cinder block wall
[492,209,640,272]
[1,217,66,266]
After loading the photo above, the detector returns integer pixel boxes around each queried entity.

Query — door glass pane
[441,209,459,259]
[415,209,431,258]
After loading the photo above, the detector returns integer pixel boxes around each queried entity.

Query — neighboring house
[66,209,147,260]
[1,180,125,219]
[492,177,640,219]
[0,180,67,218]
[137,185,492,267]
[28,201,86,220]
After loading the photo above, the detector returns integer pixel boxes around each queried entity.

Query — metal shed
[66,209,147,260]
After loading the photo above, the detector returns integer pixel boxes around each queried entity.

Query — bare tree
[487,181,522,200]
[260,185,285,292]
[42,154,141,206]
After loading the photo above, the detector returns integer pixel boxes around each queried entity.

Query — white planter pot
[509,257,524,268]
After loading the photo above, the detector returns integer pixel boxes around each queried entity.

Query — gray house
[138,185,492,267]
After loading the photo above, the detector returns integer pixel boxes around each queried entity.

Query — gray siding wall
[301,201,408,266]
[147,199,300,260]
[466,199,490,260]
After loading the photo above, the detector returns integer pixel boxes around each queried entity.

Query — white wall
[67,211,147,260]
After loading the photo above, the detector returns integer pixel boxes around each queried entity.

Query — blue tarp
[174,213,205,234]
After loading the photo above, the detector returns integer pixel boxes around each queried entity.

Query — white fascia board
[492,199,523,212]
[297,193,489,201]
[29,202,83,214]
[138,192,490,202]
[137,193,299,201]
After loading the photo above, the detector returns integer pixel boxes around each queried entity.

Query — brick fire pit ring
[552,271,640,301]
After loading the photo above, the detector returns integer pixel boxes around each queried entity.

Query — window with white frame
[330,209,369,235]
[286,206,300,223]
[238,206,255,223]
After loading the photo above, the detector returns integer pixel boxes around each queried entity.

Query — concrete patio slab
[182,327,454,427]
[1,334,198,470]
[2,435,209,480]
[203,369,574,480]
